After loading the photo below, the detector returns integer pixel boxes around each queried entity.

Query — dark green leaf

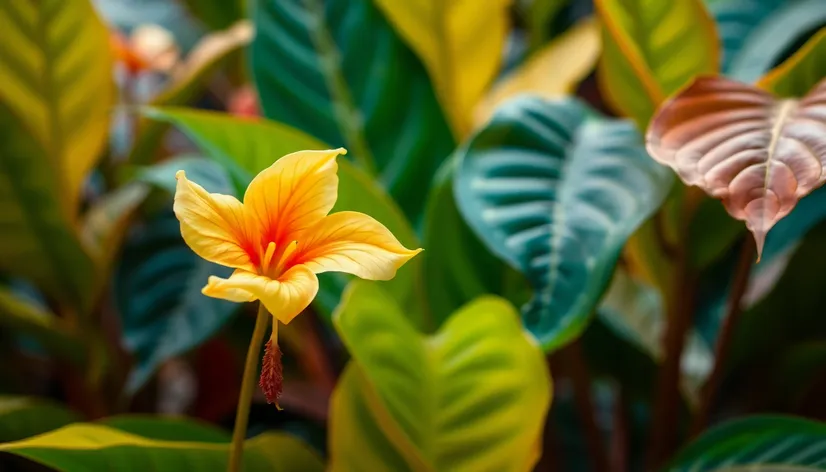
[0,397,79,442]
[250,0,455,222]
[454,96,673,351]
[182,0,244,30]
[669,415,826,471]
[99,416,230,443]
[115,208,237,393]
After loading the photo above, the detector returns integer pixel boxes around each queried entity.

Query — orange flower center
[258,240,298,279]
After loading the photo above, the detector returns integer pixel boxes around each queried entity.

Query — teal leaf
[668,415,826,471]
[115,208,237,393]
[250,0,455,222]
[710,0,826,81]
[454,96,673,351]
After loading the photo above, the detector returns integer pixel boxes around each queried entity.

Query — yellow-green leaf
[0,424,324,472]
[758,27,826,98]
[473,17,601,127]
[0,102,95,313]
[0,0,114,217]
[329,282,551,471]
[372,0,513,137]
[595,0,719,128]
[0,396,79,442]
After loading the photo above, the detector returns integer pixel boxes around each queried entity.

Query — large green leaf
[668,416,826,471]
[329,282,550,472]
[0,286,84,365]
[0,0,113,214]
[99,416,231,443]
[0,102,95,313]
[182,0,245,30]
[0,423,324,472]
[759,26,826,97]
[421,158,529,327]
[454,96,673,351]
[595,0,719,128]
[0,396,79,443]
[710,0,826,81]
[115,208,237,393]
[142,107,426,325]
[250,0,455,221]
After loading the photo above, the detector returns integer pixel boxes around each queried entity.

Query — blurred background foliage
[0,0,825,470]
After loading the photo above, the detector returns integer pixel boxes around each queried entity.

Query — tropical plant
[0,0,825,471]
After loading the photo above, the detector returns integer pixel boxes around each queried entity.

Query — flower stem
[228,304,270,472]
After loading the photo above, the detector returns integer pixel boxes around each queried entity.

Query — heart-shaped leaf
[668,415,826,471]
[454,96,673,351]
[710,0,826,81]
[329,282,550,472]
[646,75,826,259]
[0,0,113,215]
[0,396,79,443]
[250,0,455,221]
[0,102,95,313]
[370,0,512,137]
[142,108,427,326]
[115,207,237,393]
[596,0,719,128]
[0,423,324,472]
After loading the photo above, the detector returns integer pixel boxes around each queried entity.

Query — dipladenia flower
[173,148,422,406]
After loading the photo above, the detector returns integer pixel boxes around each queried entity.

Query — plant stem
[646,189,701,471]
[690,237,755,436]
[610,385,628,472]
[228,304,270,472]
[564,340,609,472]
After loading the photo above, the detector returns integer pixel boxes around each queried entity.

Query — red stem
[610,385,629,472]
[565,340,609,472]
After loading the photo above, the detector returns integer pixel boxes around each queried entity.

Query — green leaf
[759,27,826,97]
[250,0,455,221]
[182,0,245,30]
[0,0,113,214]
[0,396,79,442]
[668,415,826,471]
[596,0,719,128]
[135,155,234,196]
[422,158,528,326]
[329,282,550,472]
[710,0,826,81]
[689,197,746,269]
[0,286,84,365]
[142,108,426,325]
[128,21,253,166]
[0,423,324,472]
[99,416,230,443]
[115,208,238,393]
[454,96,673,351]
[0,102,95,313]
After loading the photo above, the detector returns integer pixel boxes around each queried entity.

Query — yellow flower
[173,148,422,404]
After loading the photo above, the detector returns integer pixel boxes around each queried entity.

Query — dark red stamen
[259,339,283,408]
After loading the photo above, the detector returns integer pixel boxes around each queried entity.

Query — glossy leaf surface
[668,416,826,471]
[596,0,719,128]
[329,282,550,472]
[250,0,455,221]
[474,17,600,127]
[646,76,826,258]
[143,108,425,325]
[455,96,672,351]
[0,103,94,313]
[371,0,512,137]
[115,208,237,392]
[0,0,113,215]
[0,423,324,472]
[0,397,79,442]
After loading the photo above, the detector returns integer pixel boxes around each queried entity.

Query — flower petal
[201,266,319,324]
[174,170,257,271]
[244,148,346,248]
[295,211,423,280]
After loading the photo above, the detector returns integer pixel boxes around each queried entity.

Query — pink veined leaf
[645,76,826,260]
